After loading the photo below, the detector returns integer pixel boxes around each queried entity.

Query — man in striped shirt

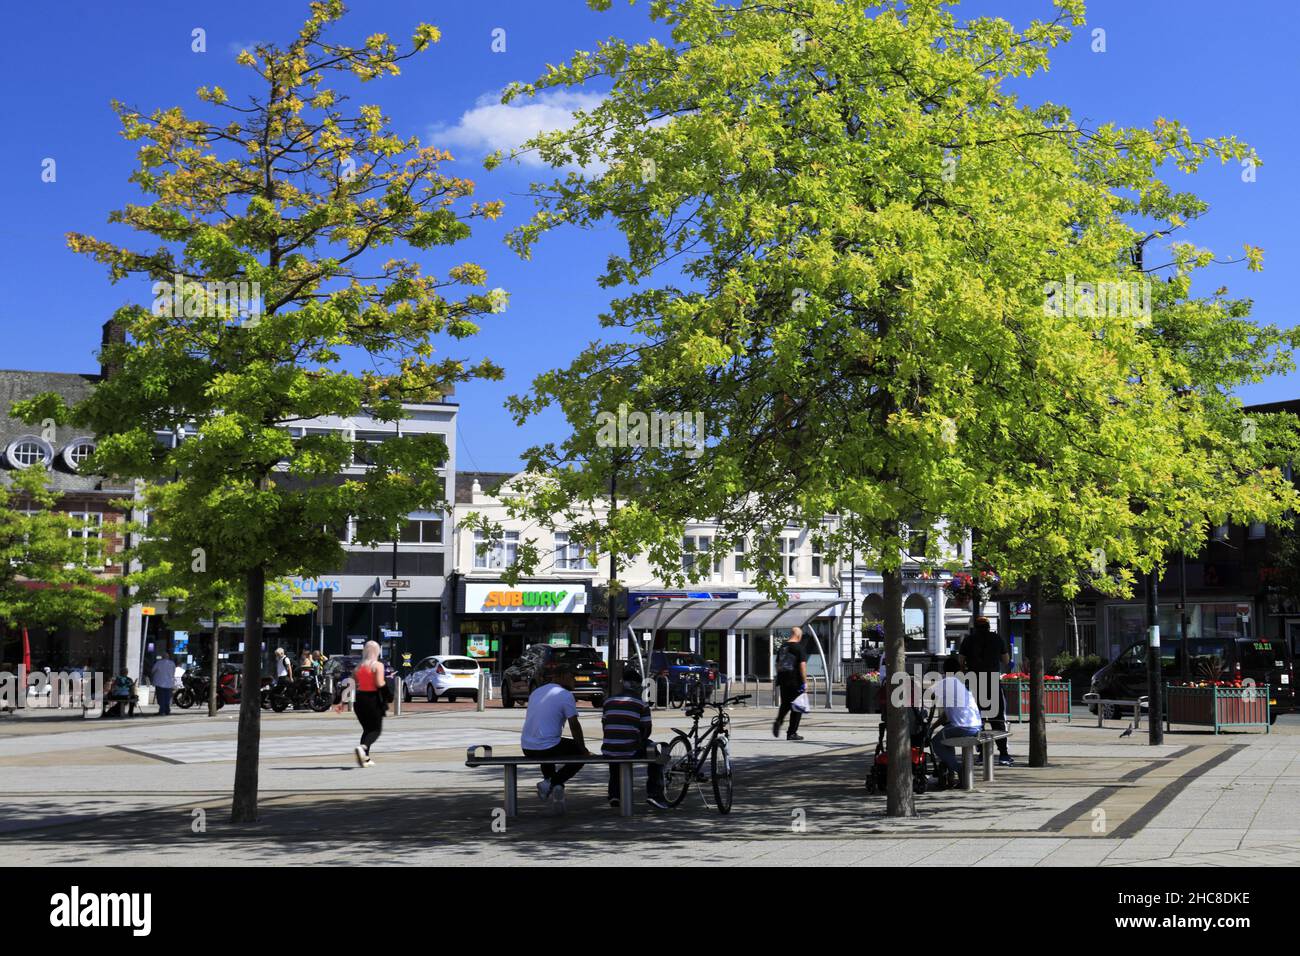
[601,669,669,810]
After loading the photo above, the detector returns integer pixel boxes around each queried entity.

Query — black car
[1090,637,1296,718]
[501,644,609,708]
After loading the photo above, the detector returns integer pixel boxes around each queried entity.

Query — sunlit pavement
[1,702,1297,866]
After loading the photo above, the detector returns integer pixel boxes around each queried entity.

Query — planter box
[1001,680,1072,722]
[846,680,880,714]
[1165,684,1270,734]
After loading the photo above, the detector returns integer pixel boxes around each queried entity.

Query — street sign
[141,606,156,616]
[384,579,411,590]
[381,629,403,638]
[317,587,334,626]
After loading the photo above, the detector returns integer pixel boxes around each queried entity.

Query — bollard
[394,676,403,716]
[477,670,487,712]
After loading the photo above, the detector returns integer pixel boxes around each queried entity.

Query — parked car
[1090,636,1295,719]
[405,655,482,703]
[501,644,609,708]
[649,650,719,706]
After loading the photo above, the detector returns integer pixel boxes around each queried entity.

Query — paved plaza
[1,699,1298,867]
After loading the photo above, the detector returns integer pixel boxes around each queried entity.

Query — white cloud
[432,90,607,169]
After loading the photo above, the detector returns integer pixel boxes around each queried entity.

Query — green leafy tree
[18,1,504,822]
[0,466,117,653]
[494,0,1295,815]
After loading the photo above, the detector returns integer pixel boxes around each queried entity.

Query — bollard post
[394,676,403,716]
[477,670,487,712]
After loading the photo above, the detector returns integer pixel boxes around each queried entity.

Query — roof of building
[0,369,126,494]
[454,470,517,504]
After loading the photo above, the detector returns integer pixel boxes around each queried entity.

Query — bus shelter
[622,597,847,708]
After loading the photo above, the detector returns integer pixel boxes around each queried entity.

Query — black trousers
[775,680,803,735]
[354,690,384,753]
[605,745,665,800]
[976,678,1010,757]
[523,738,585,786]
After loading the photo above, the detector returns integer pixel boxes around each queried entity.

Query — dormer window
[62,438,97,471]
[5,436,53,469]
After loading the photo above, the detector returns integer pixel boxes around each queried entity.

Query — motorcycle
[173,667,272,710]
[268,670,332,713]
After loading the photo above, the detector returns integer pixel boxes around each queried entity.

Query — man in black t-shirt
[958,618,1013,765]
[772,627,808,741]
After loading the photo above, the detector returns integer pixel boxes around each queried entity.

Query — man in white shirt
[150,651,176,716]
[930,656,984,786]
[521,672,588,812]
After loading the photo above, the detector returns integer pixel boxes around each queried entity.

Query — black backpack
[776,644,798,675]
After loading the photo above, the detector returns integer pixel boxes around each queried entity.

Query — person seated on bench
[930,656,983,789]
[521,671,588,813]
[601,669,669,811]
[102,672,138,718]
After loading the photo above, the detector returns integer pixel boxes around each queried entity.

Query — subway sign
[484,590,568,609]
[465,582,586,615]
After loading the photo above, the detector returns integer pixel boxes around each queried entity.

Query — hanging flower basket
[944,570,1001,605]
[1000,675,1072,722]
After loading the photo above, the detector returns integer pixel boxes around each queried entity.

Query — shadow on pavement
[0,751,1060,862]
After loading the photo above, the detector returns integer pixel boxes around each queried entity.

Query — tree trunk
[882,563,915,817]
[208,618,220,717]
[1027,575,1047,767]
[231,567,265,823]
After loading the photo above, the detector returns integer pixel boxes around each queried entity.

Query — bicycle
[662,682,750,814]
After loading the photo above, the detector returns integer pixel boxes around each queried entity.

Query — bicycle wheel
[711,736,734,814]
[662,734,693,807]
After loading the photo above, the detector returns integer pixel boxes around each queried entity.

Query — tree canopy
[494,0,1298,813]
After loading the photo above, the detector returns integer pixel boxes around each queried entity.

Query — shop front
[457,580,591,675]
[280,574,446,667]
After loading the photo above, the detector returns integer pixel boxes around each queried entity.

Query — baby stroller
[865,702,936,795]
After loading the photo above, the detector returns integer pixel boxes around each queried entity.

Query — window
[352,430,390,466]
[63,439,96,470]
[554,532,595,570]
[734,537,748,583]
[399,518,443,545]
[682,535,721,580]
[1248,522,1266,541]
[779,537,798,578]
[905,521,928,558]
[6,437,52,469]
[473,530,519,570]
[810,543,823,581]
[68,512,104,565]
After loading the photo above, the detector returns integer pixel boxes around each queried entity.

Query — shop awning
[625,597,847,634]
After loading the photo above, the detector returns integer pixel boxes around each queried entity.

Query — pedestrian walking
[150,651,176,716]
[772,625,809,741]
[959,617,1014,766]
[352,641,389,767]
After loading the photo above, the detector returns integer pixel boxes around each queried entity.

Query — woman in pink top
[353,641,387,767]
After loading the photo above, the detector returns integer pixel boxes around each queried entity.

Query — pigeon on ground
[1119,724,1134,738]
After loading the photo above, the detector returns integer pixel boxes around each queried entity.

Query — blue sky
[1,0,1296,472]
